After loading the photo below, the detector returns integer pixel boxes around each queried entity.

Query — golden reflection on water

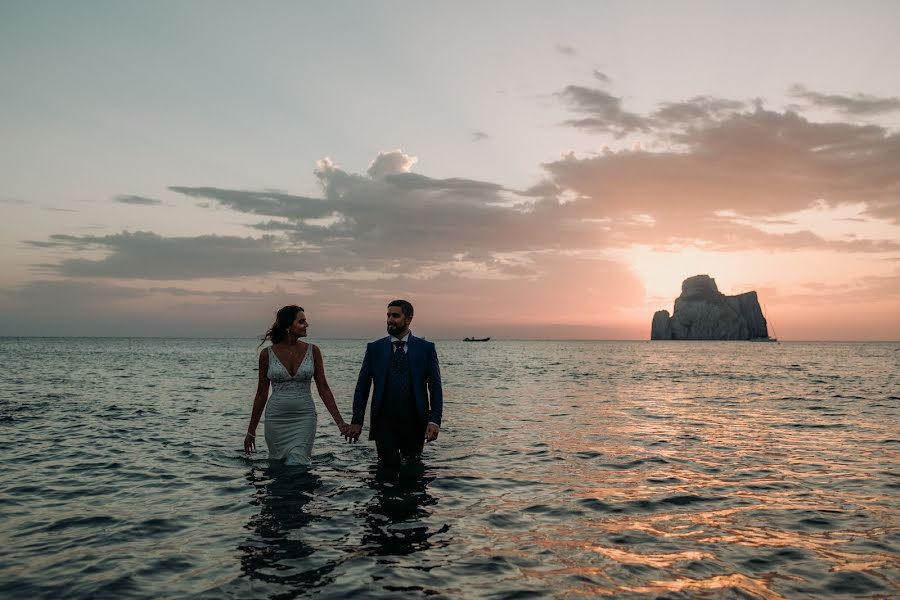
[471,342,900,598]
[617,573,792,600]
[525,560,792,599]
[506,524,795,598]
[588,545,714,568]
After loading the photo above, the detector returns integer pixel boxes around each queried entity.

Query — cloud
[558,86,650,136]
[379,172,505,194]
[471,131,489,142]
[549,94,900,225]
[652,96,746,126]
[790,85,900,115]
[31,231,318,279]
[168,162,608,273]
[555,43,576,56]
[366,150,418,180]
[592,70,611,85]
[25,239,70,248]
[169,186,331,220]
[114,194,162,206]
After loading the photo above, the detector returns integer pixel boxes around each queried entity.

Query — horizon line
[1,335,898,343]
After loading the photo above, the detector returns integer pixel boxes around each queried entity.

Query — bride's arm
[312,345,348,435]
[244,351,271,452]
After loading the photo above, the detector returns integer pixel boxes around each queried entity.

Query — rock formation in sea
[650,275,769,340]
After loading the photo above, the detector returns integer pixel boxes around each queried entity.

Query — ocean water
[0,338,897,599]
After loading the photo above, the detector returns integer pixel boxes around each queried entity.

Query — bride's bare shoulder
[258,346,271,364]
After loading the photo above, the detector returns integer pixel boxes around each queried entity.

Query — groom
[348,299,443,465]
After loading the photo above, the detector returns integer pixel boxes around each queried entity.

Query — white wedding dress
[264,345,317,466]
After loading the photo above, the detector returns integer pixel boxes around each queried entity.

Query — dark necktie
[388,339,412,407]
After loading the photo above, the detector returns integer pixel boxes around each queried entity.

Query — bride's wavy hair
[258,305,304,349]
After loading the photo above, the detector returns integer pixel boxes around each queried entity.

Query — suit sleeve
[426,342,443,426]
[352,344,373,425]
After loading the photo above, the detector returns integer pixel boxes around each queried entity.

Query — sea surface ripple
[0,338,897,599]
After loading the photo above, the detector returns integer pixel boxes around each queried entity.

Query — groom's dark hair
[388,299,414,319]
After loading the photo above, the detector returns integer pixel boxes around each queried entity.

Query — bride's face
[289,312,308,337]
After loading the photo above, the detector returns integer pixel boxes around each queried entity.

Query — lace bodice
[267,345,315,392]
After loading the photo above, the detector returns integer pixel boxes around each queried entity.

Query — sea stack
[650,275,769,340]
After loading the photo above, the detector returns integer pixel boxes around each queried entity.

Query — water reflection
[239,466,336,589]
[237,462,446,597]
[361,463,441,557]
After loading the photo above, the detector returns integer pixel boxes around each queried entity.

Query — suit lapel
[373,337,391,396]
[381,336,392,359]
[407,335,420,384]
[379,336,391,376]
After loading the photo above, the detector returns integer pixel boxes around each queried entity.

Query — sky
[1,1,899,340]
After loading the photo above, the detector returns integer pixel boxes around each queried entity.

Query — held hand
[425,423,440,443]
[244,433,256,454]
[337,421,350,436]
[347,423,362,443]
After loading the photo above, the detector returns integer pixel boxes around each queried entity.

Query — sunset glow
[1,3,898,339]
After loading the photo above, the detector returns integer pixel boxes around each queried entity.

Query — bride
[244,305,349,465]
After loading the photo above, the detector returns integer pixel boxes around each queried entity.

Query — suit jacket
[352,334,443,440]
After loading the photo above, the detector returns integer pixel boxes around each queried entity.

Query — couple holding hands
[244,300,443,468]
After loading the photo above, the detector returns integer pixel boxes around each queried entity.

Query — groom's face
[386,307,411,337]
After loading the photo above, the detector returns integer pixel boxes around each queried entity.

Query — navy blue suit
[352,335,443,447]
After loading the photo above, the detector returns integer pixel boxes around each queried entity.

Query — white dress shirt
[389,331,411,351]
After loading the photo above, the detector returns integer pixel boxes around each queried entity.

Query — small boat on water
[750,304,779,342]
[463,337,491,342]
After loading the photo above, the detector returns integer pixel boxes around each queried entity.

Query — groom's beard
[387,323,405,337]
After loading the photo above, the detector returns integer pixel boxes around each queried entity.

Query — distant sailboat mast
[764,304,778,340]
